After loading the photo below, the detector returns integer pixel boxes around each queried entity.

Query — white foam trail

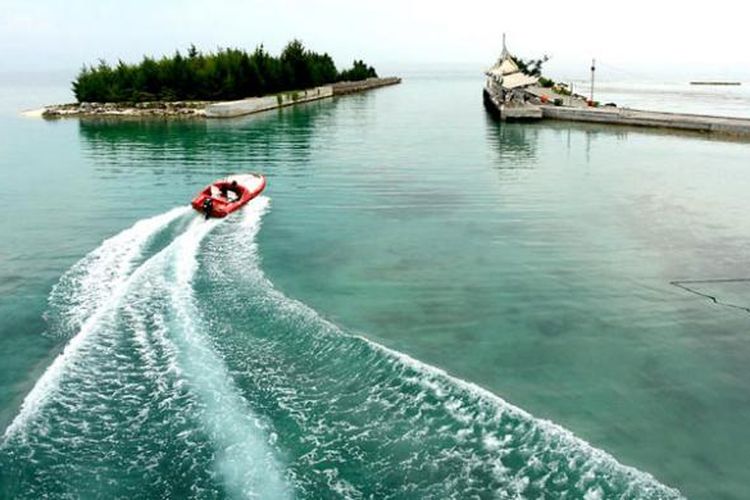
[4,199,289,497]
[168,197,289,499]
[359,337,682,496]
[2,207,188,442]
[47,206,190,336]
[207,209,682,498]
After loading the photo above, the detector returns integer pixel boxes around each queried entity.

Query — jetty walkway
[539,105,750,136]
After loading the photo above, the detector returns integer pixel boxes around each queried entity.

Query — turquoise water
[2,72,750,498]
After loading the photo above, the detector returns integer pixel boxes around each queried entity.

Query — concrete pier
[332,77,402,95]
[539,106,750,137]
[206,77,402,118]
[482,88,542,121]
[205,86,333,118]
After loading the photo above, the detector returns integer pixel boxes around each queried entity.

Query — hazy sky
[2,0,749,81]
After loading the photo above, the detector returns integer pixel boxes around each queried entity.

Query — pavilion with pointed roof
[483,34,544,120]
[485,34,539,90]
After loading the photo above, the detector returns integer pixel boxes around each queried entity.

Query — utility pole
[590,58,596,103]
[570,82,574,106]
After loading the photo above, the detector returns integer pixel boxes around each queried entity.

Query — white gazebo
[485,34,539,97]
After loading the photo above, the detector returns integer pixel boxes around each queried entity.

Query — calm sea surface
[2,71,750,499]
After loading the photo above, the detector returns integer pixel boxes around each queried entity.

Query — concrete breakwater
[205,86,332,118]
[484,88,750,138]
[205,77,401,118]
[690,81,741,86]
[331,76,401,95]
[40,77,401,119]
[539,105,750,137]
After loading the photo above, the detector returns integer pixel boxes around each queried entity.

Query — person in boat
[201,197,213,220]
[229,180,239,200]
[220,180,240,201]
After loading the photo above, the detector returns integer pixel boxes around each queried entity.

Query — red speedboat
[191,174,266,219]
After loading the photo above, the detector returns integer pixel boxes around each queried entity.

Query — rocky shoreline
[40,77,401,119]
[42,100,211,118]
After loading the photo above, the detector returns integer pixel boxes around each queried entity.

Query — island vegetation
[72,40,378,103]
[510,55,549,78]
[511,54,574,96]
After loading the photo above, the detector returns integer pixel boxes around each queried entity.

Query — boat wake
[1,200,683,499]
[4,206,189,440]
[1,200,289,499]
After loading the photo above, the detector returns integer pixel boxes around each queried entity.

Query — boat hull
[191,174,266,218]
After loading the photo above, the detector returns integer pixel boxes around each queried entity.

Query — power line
[670,278,750,314]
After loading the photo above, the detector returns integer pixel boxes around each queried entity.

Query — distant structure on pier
[483,35,542,120]
[482,36,750,136]
[485,35,539,99]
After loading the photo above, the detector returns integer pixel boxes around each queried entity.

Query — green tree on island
[510,55,549,77]
[72,40,378,103]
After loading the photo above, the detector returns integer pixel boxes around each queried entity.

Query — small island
[43,40,400,119]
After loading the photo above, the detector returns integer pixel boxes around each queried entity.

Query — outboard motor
[202,197,213,220]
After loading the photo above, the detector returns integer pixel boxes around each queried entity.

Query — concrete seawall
[331,77,402,95]
[205,86,333,118]
[206,77,402,118]
[540,106,750,137]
